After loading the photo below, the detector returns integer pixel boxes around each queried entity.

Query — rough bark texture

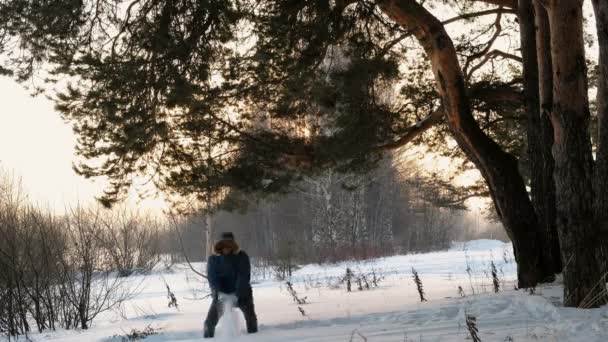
[533,0,562,275]
[547,0,608,307]
[591,0,608,276]
[378,0,543,288]
[518,0,560,281]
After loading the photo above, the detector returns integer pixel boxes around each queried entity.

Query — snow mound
[215,293,242,340]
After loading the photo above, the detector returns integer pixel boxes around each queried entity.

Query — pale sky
[0,76,168,214]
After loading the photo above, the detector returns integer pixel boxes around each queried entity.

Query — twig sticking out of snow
[164,281,178,310]
[465,313,481,342]
[345,268,353,292]
[577,272,608,309]
[285,281,307,305]
[349,329,368,342]
[491,261,500,293]
[412,268,427,302]
[113,324,162,341]
[341,267,385,292]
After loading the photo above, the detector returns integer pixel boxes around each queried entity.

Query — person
[204,232,258,338]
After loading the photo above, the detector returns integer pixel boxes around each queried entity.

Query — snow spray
[216,292,242,339]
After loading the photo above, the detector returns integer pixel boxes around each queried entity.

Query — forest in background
[167,151,506,266]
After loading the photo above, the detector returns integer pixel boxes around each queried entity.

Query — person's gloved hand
[218,292,238,307]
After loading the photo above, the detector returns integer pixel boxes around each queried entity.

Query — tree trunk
[519,0,560,280]
[533,0,562,275]
[591,0,608,276]
[378,0,544,288]
[547,0,608,307]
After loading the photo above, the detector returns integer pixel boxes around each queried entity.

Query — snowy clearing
[10,240,608,342]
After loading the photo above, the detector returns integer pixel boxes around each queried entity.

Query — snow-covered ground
[14,240,608,341]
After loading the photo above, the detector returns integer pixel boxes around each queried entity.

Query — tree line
[169,154,504,267]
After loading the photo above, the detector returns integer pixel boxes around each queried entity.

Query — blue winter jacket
[207,250,252,298]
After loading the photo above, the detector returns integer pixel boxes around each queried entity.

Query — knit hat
[214,231,239,254]
[220,232,235,241]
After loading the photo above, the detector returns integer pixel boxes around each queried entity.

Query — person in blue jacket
[204,232,258,338]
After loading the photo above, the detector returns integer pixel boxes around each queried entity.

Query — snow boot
[203,326,214,338]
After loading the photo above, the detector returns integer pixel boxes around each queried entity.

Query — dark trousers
[204,294,258,338]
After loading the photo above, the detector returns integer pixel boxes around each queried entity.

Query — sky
[0,76,168,214]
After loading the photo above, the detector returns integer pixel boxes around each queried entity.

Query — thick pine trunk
[519,0,561,280]
[486,157,545,288]
[378,0,544,288]
[547,0,608,307]
[534,0,562,275]
[591,0,608,276]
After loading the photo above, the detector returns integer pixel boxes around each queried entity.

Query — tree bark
[533,1,562,275]
[518,0,560,280]
[378,0,544,288]
[591,0,608,276]
[546,0,608,307]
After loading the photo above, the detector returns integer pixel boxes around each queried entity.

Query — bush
[0,172,143,337]
[100,208,161,277]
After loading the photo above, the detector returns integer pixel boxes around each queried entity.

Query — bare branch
[470,0,518,9]
[468,82,524,105]
[464,12,504,80]
[380,30,413,55]
[481,115,526,130]
[467,49,522,79]
[379,108,444,150]
[166,214,207,279]
[485,49,522,63]
[442,8,516,26]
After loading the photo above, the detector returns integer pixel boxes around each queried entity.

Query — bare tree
[100,207,161,277]
[0,171,76,335]
[0,171,34,337]
[60,207,135,330]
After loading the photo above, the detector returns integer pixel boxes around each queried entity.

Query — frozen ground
[13,240,608,341]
